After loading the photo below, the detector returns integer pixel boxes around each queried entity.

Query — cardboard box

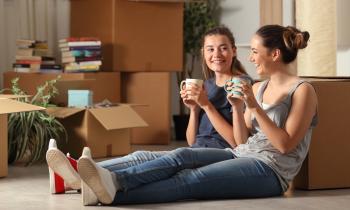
[121,72,171,144]
[294,77,350,189]
[0,96,45,177]
[70,0,183,72]
[47,104,148,158]
[3,71,120,106]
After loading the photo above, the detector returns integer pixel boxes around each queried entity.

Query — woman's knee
[172,148,193,157]
[131,150,148,156]
[130,150,152,160]
[168,148,194,164]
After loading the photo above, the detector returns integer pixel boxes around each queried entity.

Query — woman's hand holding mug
[180,79,207,109]
[225,77,258,110]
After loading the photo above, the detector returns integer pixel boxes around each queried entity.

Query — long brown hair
[201,26,248,80]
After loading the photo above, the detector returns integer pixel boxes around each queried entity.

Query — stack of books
[13,39,62,73]
[58,37,102,73]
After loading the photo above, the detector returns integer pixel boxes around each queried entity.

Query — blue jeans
[97,141,230,171]
[97,138,230,171]
[98,151,168,171]
[109,148,282,204]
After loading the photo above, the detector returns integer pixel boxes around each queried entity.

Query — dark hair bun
[284,26,310,50]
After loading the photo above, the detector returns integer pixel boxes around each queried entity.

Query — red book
[16,60,42,64]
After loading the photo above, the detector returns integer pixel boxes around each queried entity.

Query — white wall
[337,0,350,76]
[219,0,260,80]
[283,0,295,26]
[219,0,260,44]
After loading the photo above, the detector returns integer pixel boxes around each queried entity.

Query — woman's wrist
[231,104,244,113]
[249,105,263,116]
[190,106,200,114]
[201,101,214,112]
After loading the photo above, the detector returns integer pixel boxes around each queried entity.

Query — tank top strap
[285,80,308,103]
[285,80,318,127]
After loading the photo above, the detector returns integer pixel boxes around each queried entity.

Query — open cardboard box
[0,95,45,177]
[46,104,148,158]
[293,77,350,189]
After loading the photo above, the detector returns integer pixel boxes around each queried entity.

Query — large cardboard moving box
[47,104,148,158]
[121,72,171,144]
[3,71,121,106]
[70,0,183,72]
[0,96,45,177]
[294,77,350,189]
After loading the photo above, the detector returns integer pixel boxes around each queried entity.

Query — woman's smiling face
[203,34,236,74]
[249,34,276,76]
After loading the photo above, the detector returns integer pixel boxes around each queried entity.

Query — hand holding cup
[180,78,204,109]
[224,77,247,97]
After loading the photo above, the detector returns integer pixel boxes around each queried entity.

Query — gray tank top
[232,80,318,191]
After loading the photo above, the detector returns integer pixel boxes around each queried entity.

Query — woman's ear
[272,49,281,61]
[232,46,237,54]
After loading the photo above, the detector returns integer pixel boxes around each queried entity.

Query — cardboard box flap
[0,99,44,114]
[89,105,148,130]
[46,107,85,119]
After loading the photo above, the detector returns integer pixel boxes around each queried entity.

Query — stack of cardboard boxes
[3,0,184,158]
[70,0,184,145]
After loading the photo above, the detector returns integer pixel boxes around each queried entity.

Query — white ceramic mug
[180,78,204,91]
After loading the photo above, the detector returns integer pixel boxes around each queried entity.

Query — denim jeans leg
[114,148,234,190]
[112,157,282,204]
[97,151,168,171]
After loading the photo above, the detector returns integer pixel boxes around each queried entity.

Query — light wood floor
[1,142,350,210]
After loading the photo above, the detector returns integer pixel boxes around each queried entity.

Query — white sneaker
[82,180,99,206]
[78,147,118,205]
[46,139,81,191]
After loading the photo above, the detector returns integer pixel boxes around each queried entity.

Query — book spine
[59,41,101,48]
[60,46,101,51]
[59,37,100,43]
[62,56,102,64]
[15,55,42,61]
[16,60,42,64]
[62,50,101,58]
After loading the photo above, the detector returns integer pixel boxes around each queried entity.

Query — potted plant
[4,77,67,165]
[173,0,218,140]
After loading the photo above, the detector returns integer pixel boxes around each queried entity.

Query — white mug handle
[224,80,232,93]
[180,80,186,91]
